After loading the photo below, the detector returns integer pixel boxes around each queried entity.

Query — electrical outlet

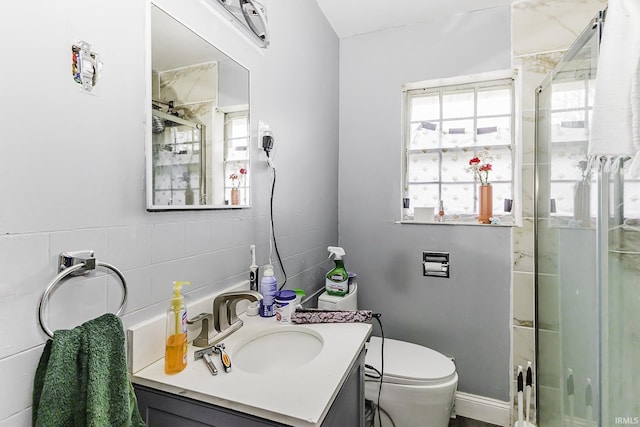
[258,121,270,151]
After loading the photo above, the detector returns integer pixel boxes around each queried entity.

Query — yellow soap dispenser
[165,281,191,374]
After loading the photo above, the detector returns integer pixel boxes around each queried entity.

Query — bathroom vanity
[129,307,372,427]
[134,348,364,426]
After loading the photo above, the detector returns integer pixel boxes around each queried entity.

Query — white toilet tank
[318,283,358,310]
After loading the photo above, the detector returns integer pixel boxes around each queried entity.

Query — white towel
[588,0,640,176]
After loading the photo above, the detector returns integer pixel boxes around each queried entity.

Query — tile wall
[510,0,607,424]
[0,0,340,424]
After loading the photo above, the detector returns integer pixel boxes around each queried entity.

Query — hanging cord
[266,151,287,289]
[364,314,394,427]
[364,399,395,427]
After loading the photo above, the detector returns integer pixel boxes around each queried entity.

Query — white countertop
[131,314,372,427]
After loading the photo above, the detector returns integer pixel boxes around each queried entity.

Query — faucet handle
[213,290,263,332]
[187,313,213,348]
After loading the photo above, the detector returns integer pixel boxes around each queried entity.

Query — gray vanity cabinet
[134,349,365,427]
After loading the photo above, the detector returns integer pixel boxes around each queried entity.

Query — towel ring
[38,251,128,339]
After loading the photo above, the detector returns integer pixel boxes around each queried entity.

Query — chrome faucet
[211,290,262,340]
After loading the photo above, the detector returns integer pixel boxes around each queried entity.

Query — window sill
[396,216,517,227]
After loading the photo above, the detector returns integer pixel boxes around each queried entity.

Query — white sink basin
[233,326,324,374]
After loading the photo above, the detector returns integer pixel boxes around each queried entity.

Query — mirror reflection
[148,4,250,210]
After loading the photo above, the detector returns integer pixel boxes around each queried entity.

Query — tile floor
[448,416,502,427]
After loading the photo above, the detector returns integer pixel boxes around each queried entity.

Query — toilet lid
[365,336,456,386]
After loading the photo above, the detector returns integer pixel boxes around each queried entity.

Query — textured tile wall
[510,0,607,424]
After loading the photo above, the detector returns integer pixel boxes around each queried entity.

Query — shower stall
[535,8,640,427]
[151,109,207,206]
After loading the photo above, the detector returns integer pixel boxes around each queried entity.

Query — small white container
[414,207,435,222]
[274,290,297,324]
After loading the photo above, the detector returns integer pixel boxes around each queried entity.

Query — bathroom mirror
[147,4,250,210]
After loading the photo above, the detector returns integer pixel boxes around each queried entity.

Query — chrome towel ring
[38,251,128,339]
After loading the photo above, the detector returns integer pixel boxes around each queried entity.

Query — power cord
[364,400,396,427]
[364,313,395,427]
[265,150,287,289]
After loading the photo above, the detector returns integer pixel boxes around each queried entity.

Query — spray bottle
[326,246,348,296]
[165,281,191,374]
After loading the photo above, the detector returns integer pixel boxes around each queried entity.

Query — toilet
[318,284,458,427]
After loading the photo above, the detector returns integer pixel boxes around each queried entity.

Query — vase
[231,188,240,205]
[573,181,590,226]
[479,184,493,224]
[185,185,194,206]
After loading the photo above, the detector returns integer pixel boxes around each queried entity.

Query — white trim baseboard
[455,391,512,427]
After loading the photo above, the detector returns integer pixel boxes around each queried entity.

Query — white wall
[0,0,339,424]
[338,6,513,400]
[219,58,249,108]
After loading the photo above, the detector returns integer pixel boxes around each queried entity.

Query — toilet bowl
[317,284,458,427]
[365,337,457,427]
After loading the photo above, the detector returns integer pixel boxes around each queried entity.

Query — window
[223,110,250,205]
[548,78,595,221]
[402,72,516,223]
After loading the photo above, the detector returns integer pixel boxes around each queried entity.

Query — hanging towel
[588,0,640,176]
[32,313,145,427]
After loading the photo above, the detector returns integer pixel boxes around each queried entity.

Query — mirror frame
[146,2,251,211]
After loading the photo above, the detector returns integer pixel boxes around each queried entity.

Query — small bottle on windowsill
[438,200,445,222]
[403,197,411,221]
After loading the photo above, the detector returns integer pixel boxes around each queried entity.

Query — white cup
[414,207,435,222]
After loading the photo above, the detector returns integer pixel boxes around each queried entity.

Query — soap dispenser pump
[325,246,348,297]
[165,281,191,374]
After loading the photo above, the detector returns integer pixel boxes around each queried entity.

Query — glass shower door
[535,13,601,427]
[605,155,640,424]
[537,8,640,426]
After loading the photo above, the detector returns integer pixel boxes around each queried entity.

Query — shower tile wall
[608,231,640,419]
[155,62,217,206]
[510,0,607,424]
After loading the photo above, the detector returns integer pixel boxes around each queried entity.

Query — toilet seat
[365,336,456,386]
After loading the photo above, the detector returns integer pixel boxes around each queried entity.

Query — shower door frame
[534,10,605,427]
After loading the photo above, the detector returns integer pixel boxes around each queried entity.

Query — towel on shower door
[588,0,640,176]
[32,313,145,427]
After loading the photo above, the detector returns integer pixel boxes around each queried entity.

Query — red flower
[231,168,247,189]
[466,152,494,185]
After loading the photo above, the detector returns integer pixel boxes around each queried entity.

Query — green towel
[33,313,145,427]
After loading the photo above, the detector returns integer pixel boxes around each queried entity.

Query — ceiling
[314,0,515,39]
